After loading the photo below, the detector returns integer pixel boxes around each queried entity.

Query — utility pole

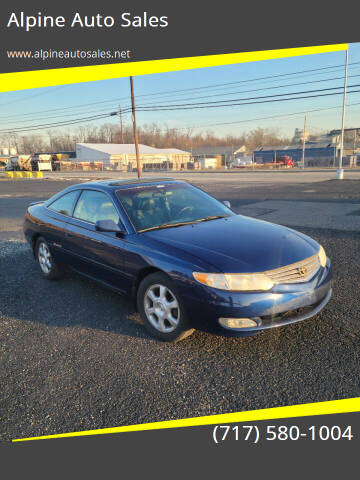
[119,105,124,144]
[301,115,306,169]
[129,76,141,178]
[337,49,349,180]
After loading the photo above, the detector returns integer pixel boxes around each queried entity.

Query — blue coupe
[24,178,332,341]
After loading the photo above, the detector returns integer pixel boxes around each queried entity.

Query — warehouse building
[75,143,191,170]
[254,143,360,167]
[254,126,360,167]
[254,144,337,167]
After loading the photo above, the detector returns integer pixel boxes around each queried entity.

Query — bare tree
[9,123,292,154]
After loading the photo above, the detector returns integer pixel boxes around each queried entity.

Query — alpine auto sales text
[6,12,169,32]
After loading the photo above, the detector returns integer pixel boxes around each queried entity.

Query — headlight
[193,272,274,291]
[318,245,327,268]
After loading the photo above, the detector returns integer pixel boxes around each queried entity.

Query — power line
[136,73,360,106]
[2,65,360,135]
[3,98,360,137]
[2,60,360,121]
[2,91,360,137]
[0,105,122,127]
[120,61,360,99]
[0,75,345,126]
[2,86,360,135]
[131,64,360,102]
[0,97,126,121]
[3,80,360,131]
[0,112,118,134]
[133,84,360,110]
[125,101,360,132]
[0,86,66,107]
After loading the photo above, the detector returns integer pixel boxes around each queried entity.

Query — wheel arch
[31,232,42,257]
[132,266,169,310]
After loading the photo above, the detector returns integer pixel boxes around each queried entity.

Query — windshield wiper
[138,215,231,233]
[194,214,231,223]
[138,221,196,233]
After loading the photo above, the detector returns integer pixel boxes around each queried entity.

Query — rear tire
[35,237,62,280]
[137,272,194,342]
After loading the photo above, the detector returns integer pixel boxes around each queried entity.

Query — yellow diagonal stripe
[0,43,347,93]
[13,397,359,442]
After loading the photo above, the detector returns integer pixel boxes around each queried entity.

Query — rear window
[48,190,79,216]
[73,190,120,225]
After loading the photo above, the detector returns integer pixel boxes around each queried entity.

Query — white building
[75,143,191,170]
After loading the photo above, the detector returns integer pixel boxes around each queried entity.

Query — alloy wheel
[38,242,52,274]
[144,284,180,333]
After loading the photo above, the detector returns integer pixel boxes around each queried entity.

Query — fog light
[219,318,258,329]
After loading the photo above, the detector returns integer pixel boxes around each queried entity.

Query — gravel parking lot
[1,172,359,441]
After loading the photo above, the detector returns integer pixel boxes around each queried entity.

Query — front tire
[137,272,194,342]
[35,237,62,280]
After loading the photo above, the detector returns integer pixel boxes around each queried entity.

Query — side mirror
[223,200,231,208]
[95,219,123,234]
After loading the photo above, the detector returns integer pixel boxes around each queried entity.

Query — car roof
[77,177,185,191]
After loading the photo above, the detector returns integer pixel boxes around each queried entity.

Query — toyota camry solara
[23,178,332,342]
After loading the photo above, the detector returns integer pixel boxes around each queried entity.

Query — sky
[1,42,360,142]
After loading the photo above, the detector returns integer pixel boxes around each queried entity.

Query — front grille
[261,301,321,323]
[265,253,321,284]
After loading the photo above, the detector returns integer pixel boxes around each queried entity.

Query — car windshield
[116,182,233,232]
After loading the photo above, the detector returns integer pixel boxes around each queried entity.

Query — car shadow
[1,240,214,345]
[0,239,272,355]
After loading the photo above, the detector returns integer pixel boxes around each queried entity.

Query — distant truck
[31,155,53,172]
[231,156,253,168]
[4,156,21,170]
[4,154,53,172]
[274,155,294,168]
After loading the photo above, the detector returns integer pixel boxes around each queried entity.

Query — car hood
[143,215,319,273]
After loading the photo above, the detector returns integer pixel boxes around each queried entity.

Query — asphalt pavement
[0,172,359,441]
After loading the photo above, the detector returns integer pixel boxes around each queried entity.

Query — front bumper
[181,259,332,337]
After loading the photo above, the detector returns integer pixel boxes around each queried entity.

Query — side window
[73,190,120,225]
[48,190,79,216]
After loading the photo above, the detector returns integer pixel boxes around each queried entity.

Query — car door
[44,189,81,265]
[64,189,129,293]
